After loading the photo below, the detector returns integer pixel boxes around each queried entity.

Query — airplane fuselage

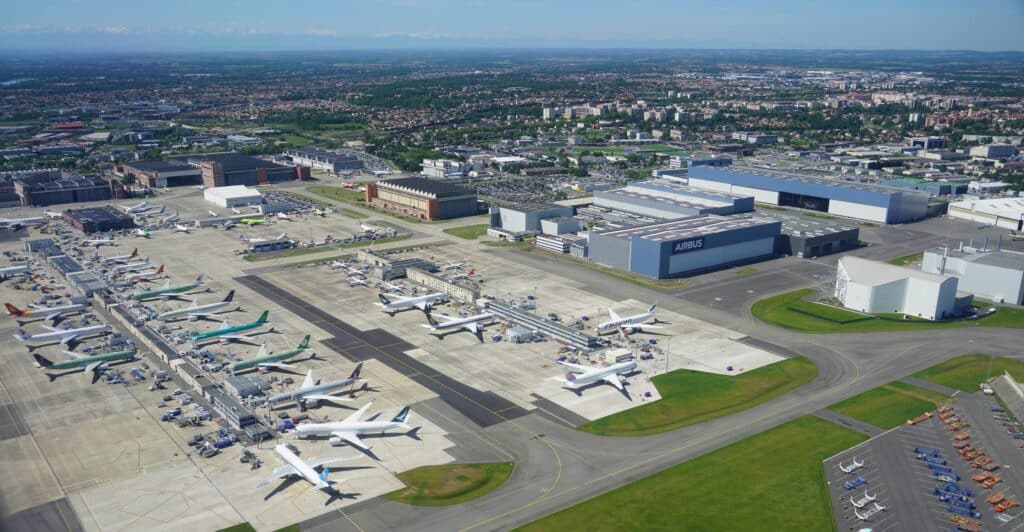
[266,377,359,406]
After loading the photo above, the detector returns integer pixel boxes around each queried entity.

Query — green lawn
[751,288,1024,333]
[281,134,310,146]
[443,223,490,240]
[519,416,865,532]
[306,186,421,223]
[217,524,256,532]
[579,357,818,436]
[913,354,1024,392]
[383,463,513,506]
[734,267,758,276]
[886,252,924,266]
[828,381,950,429]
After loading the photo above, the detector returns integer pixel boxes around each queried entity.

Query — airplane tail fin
[33,353,53,368]
[391,406,411,425]
[297,334,310,350]
[5,303,24,316]
[195,274,205,284]
[14,328,29,340]
[648,304,657,314]
[255,310,269,324]
[155,265,165,274]
[348,362,363,381]
[223,290,235,303]
[129,248,138,259]
[377,293,392,306]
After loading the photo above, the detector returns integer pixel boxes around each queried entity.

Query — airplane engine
[328,436,344,446]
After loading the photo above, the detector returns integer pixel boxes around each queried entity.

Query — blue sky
[2,0,1022,51]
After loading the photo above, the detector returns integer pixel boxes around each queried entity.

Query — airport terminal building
[687,166,929,224]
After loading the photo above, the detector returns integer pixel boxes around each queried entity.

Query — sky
[1,0,1023,52]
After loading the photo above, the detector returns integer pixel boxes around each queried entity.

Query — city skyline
[2,0,1023,52]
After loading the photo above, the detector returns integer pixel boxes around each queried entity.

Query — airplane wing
[414,301,431,311]
[602,374,625,391]
[216,333,252,341]
[608,308,622,322]
[186,311,217,317]
[305,455,360,469]
[557,360,591,373]
[257,361,293,369]
[343,402,373,423]
[330,431,369,451]
[44,311,63,322]
[302,394,352,404]
[301,370,315,390]
[59,334,78,346]
[256,464,298,488]
[84,360,105,374]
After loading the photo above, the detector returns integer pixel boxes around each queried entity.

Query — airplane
[133,228,150,238]
[173,223,191,233]
[382,282,404,293]
[231,207,241,214]
[595,304,662,335]
[448,273,469,282]
[276,212,294,220]
[157,290,236,321]
[104,248,138,264]
[265,363,365,408]
[124,264,165,283]
[162,209,179,224]
[375,292,445,314]
[329,261,366,276]
[222,221,236,230]
[554,359,637,393]
[83,235,116,247]
[294,402,417,452]
[208,210,219,217]
[360,223,382,233]
[113,259,150,273]
[188,310,270,344]
[240,218,267,226]
[132,274,205,301]
[255,443,359,493]
[0,215,47,229]
[119,201,148,214]
[0,265,29,280]
[221,333,307,373]
[14,323,109,347]
[239,233,287,245]
[33,348,134,381]
[442,261,466,271]
[44,210,63,219]
[421,312,494,340]
[345,278,369,287]
[6,301,86,323]
[137,205,166,216]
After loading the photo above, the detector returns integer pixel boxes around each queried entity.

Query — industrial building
[169,152,303,187]
[365,177,478,221]
[947,197,1024,231]
[763,211,861,258]
[835,256,972,320]
[120,160,202,188]
[687,166,930,223]
[284,148,364,175]
[483,299,599,351]
[489,203,574,233]
[589,215,782,279]
[11,170,113,206]
[204,185,262,208]
[594,180,754,219]
[922,247,1024,305]
[63,206,136,233]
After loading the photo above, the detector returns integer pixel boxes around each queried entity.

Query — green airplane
[33,349,134,382]
[223,334,310,373]
[189,310,270,343]
[240,218,267,226]
[133,274,205,301]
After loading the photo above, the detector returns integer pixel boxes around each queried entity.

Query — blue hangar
[589,215,782,278]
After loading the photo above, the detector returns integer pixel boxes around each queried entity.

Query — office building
[922,247,1024,305]
[969,144,1017,159]
[365,177,478,221]
[835,256,972,320]
[421,158,470,180]
[908,136,947,150]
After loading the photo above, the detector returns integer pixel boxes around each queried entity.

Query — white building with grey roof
[922,247,1024,305]
[835,256,972,321]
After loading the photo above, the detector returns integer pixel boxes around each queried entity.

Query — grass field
[306,186,421,223]
[886,252,924,266]
[579,357,818,436]
[751,288,1024,333]
[217,524,256,532]
[828,381,950,429]
[734,267,758,276]
[443,223,489,240]
[913,354,1024,392]
[519,416,865,532]
[383,463,513,506]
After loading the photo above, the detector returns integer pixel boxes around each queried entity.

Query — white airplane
[276,212,294,220]
[132,228,150,238]
[14,323,109,347]
[256,444,359,492]
[208,210,219,217]
[157,290,235,321]
[113,259,150,273]
[442,261,466,271]
[239,233,287,244]
[0,265,29,280]
[596,304,662,335]
[104,248,138,264]
[554,359,637,392]
[360,223,383,233]
[0,215,47,229]
[173,223,191,233]
[162,209,179,224]
[120,201,148,214]
[84,235,116,247]
[124,265,165,283]
[265,364,365,408]
[6,301,86,323]
[294,402,416,452]
[382,282,404,293]
[421,312,494,339]
[231,207,241,214]
[44,210,63,219]
[345,278,369,287]
[137,205,165,216]
[375,292,445,314]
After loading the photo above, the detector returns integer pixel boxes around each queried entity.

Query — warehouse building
[947,197,1024,231]
[687,166,930,223]
[365,177,478,220]
[594,180,754,219]
[835,256,972,320]
[120,159,202,188]
[12,170,113,206]
[284,148,364,175]
[922,247,1024,305]
[170,152,303,187]
[589,215,781,278]
[762,212,860,258]
[490,203,574,233]
[204,185,262,208]
[63,206,136,233]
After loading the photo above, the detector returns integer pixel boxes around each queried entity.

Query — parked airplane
[265,364,365,408]
[0,265,29,280]
[84,235,116,247]
[222,221,236,230]
[44,210,63,219]
[294,402,416,452]
[0,215,47,229]
[382,282,404,293]
[33,348,134,381]
[375,292,445,314]
[189,310,270,344]
[239,233,287,244]
[240,217,267,226]
[421,312,494,340]
[231,207,241,214]
[208,210,219,217]
[6,301,86,323]
[132,274,205,301]
[156,290,235,321]
[162,209,179,224]
[14,323,109,347]
[595,304,662,335]
[137,205,166,216]
[133,228,150,238]
[255,444,358,492]
[442,261,466,271]
[113,259,150,273]
[173,223,191,233]
[104,248,138,264]
[276,212,294,220]
[554,359,637,392]
[124,265,165,283]
[120,201,148,214]
[345,278,369,287]
[221,333,307,373]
